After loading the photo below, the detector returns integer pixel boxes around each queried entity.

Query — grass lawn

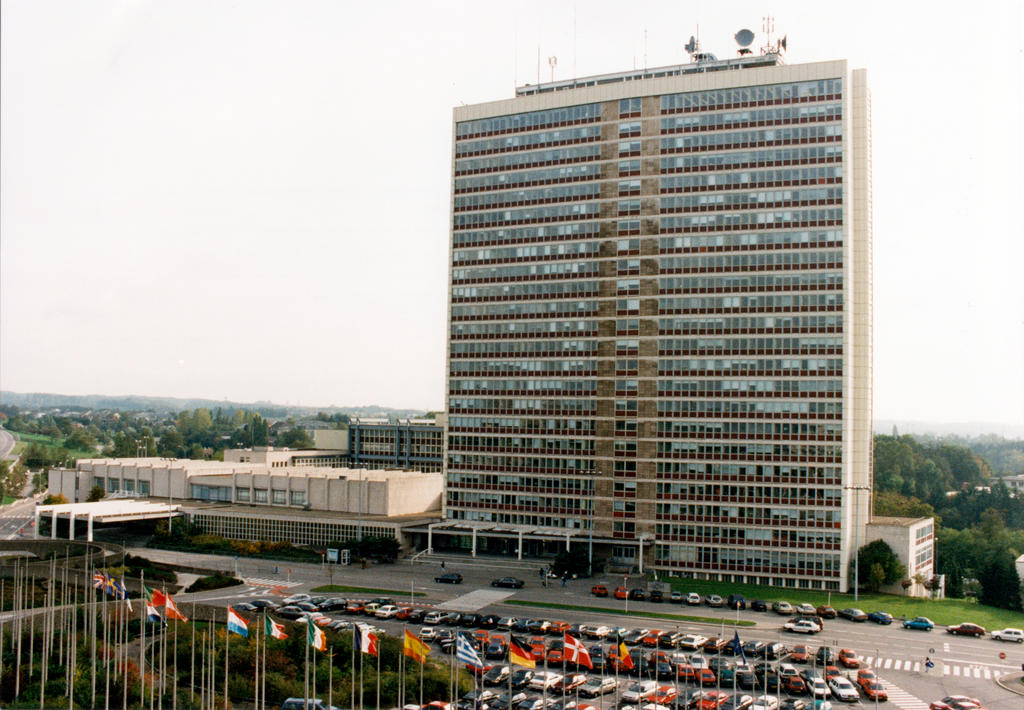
[1,495,16,505]
[311,584,425,598]
[506,599,755,627]
[13,431,97,459]
[652,576,1022,629]
[12,441,26,455]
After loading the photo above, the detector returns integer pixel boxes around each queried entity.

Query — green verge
[311,584,425,597]
[504,599,756,627]
[1,495,16,505]
[648,576,1024,629]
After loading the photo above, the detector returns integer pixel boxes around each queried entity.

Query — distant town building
[309,416,446,473]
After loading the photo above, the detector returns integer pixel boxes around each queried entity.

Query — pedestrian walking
[924,656,934,673]
[441,560,446,571]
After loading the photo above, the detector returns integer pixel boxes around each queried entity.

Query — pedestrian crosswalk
[877,679,928,710]
[861,655,1001,680]
[244,577,302,588]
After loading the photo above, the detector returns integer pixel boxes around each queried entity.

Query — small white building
[864,516,937,597]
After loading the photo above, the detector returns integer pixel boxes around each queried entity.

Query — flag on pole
[455,633,483,668]
[149,587,167,606]
[356,623,378,656]
[403,629,429,664]
[104,574,117,596]
[226,607,248,637]
[93,570,107,589]
[730,631,745,663]
[308,623,327,652]
[508,639,536,668]
[164,594,188,622]
[618,641,634,671]
[265,616,288,640]
[563,633,593,669]
[146,603,162,623]
[118,578,133,612]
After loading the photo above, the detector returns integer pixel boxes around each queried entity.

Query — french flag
[226,607,248,637]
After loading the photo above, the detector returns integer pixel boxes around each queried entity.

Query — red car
[643,630,667,647]
[699,691,730,710]
[838,649,860,668]
[591,584,609,597]
[785,676,808,695]
[653,687,679,705]
[861,682,888,702]
[947,623,986,637]
[698,668,717,686]
[614,587,629,600]
[790,645,810,663]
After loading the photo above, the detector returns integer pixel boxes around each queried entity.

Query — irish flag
[308,622,327,652]
[265,616,288,640]
[226,607,248,637]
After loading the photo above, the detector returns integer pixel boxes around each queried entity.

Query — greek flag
[456,633,483,668]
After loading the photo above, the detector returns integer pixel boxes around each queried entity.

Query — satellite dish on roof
[735,29,755,47]
[684,35,698,55]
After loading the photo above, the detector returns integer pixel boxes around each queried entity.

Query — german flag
[618,641,634,670]
[509,639,536,668]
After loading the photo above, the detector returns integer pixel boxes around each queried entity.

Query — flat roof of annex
[454,57,849,123]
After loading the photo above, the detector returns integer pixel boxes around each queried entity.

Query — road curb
[995,672,1024,696]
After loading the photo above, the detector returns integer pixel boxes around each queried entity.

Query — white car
[283,593,312,604]
[828,677,859,703]
[795,603,817,615]
[751,695,780,710]
[809,679,830,699]
[419,626,437,640]
[529,671,563,691]
[679,634,709,650]
[375,605,401,619]
[784,619,821,634]
[993,628,1024,643]
[583,624,611,638]
[423,611,445,625]
[622,680,659,703]
[686,593,702,605]
[580,677,617,697]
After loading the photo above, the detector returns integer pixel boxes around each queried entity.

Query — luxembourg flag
[226,607,248,637]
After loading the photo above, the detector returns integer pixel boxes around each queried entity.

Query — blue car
[868,611,893,624]
[903,616,934,631]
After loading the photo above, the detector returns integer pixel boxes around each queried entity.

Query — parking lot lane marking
[863,656,873,666]
[912,662,920,673]
[942,642,950,653]
[942,665,950,676]
[879,679,930,710]
[883,658,893,669]
[983,668,991,679]
[435,589,513,612]
[953,666,960,677]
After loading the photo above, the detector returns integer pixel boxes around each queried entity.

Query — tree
[42,493,68,505]
[551,546,594,578]
[855,540,906,591]
[868,563,886,592]
[277,427,313,449]
[86,484,105,502]
[64,428,97,451]
[977,551,1023,611]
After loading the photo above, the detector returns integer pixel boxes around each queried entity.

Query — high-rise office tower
[445,47,872,591]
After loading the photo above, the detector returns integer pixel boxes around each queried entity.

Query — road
[130,547,1023,710]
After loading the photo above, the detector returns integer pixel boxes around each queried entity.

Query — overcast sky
[2,0,1022,427]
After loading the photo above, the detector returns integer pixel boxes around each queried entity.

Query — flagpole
[329,645,334,710]
[351,626,356,710]
[419,637,424,709]
[173,616,178,710]
[254,613,260,710]
[199,630,206,710]
[224,615,229,710]
[376,640,381,710]
[191,600,196,705]
[304,622,310,708]
[140,571,147,705]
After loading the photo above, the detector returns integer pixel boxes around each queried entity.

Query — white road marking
[436,589,513,612]
[883,658,892,669]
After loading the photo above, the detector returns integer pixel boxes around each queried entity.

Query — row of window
[660,335,843,352]
[663,207,844,231]
[448,472,595,492]
[663,229,842,252]
[96,476,151,495]
[454,221,601,248]
[450,379,598,393]
[663,145,842,172]
[456,144,602,176]
[659,293,842,312]
[662,273,842,292]
[456,103,602,139]
[654,545,841,573]
[448,508,589,530]
[448,417,596,433]
[454,183,601,213]
[657,462,842,479]
[660,79,843,112]
[660,314,843,331]
[453,202,601,231]
[190,513,394,547]
[663,250,842,270]
[454,163,604,194]
[656,503,841,523]
[662,187,843,210]
[659,357,843,372]
[449,398,598,413]
[656,442,842,459]
[658,378,842,394]
[454,240,600,264]
[658,421,843,437]
[662,124,842,153]
[661,103,842,132]
[658,400,843,417]
[451,301,597,319]
[657,482,843,501]
[655,524,840,547]
[448,454,597,472]
[450,359,596,376]
[662,166,843,192]
[450,340,598,357]
[452,281,599,302]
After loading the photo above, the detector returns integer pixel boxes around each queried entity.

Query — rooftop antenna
[762,15,775,54]
[734,28,755,56]
[547,55,558,82]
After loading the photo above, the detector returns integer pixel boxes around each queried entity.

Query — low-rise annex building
[47,454,443,549]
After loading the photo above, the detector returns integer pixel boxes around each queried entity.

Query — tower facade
[445,53,872,591]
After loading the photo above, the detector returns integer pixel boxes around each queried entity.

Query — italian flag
[265,616,288,640]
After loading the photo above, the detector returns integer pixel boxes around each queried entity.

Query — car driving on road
[492,577,525,589]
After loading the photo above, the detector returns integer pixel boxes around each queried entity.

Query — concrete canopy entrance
[35,500,181,542]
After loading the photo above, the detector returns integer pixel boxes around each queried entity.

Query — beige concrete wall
[312,429,349,452]
[865,519,934,597]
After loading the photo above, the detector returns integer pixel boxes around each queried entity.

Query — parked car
[929,697,983,710]
[492,577,525,589]
[280,698,342,710]
[751,600,769,612]
[579,677,617,697]
[591,584,608,597]
[814,647,834,666]
[671,591,684,604]
[772,601,793,615]
[903,617,934,631]
[808,679,830,700]
[686,592,703,605]
[795,603,816,615]
[614,587,629,600]
[435,572,464,584]
[707,594,726,608]
[751,695,780,710]
[629,588,647,601]
[789,645,810,663]
[828,678,859,703]
[375,605,401,619]
[860,682,887,702]
[815,606,837,619]
[867,611,893,625]
[622,680,659,703]
[781,699,807,710]
[729,594,747,610]
[837,608,867,622]
[784,676,808,696]
[992,628,1024,642]
[680,634,709,650]
[947,623,985,637]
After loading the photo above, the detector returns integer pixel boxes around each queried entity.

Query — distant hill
[0,391,427,419]
[874,419,1024,439]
